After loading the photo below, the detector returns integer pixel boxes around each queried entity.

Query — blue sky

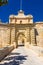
[0,0,43,23]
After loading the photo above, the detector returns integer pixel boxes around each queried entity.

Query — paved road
[0,46,43,65]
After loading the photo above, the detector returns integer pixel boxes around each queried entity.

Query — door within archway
[17,32,26,46]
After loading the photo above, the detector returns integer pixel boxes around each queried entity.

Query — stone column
[10,28,17,48]
[11,28,15,43]
[6,28,10,46]
[26,28,30,43]
[31,28,36,45]
[25,28,30,48]
[38,28,43,47]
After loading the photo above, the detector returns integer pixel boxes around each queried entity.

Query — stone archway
[17,32,26,46]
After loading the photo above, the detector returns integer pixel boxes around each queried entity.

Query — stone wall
[0,23,43,48]
[35,24,43,47]
[0,26,10,48]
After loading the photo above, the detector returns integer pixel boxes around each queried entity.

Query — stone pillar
[11,28,14,44]
[25,28,30,48]
[26,28,30,43]
[10,27,17,48]
[6,28,10,46]
[31,28,36,45]
[38,28,43,47]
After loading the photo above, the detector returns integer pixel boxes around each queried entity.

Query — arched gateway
[9,10,36,47]
[0,10,43,48]
[17,32,26,46]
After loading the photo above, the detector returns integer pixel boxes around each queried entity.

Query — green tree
[0,0,2,2]
[0,0,8,6]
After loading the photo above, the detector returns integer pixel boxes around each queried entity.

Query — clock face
[0,0,8,6]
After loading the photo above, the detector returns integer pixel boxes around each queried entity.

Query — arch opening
[17,32,26,46]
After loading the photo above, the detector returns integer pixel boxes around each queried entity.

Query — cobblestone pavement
[0,46,43,65]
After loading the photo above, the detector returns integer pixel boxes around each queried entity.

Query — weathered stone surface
[31,28,36,45]
[0,11,43,48]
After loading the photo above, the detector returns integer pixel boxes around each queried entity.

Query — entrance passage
[17,33,26,46]
[0,47,43,65]
[18,38,24,46]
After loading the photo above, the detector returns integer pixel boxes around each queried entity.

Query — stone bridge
[0,46,43,65]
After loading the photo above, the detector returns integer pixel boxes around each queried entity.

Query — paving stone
[0,46,43,65]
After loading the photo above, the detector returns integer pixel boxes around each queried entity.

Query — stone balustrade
[0,45,14,61]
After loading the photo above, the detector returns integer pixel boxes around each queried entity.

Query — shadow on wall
[35,29,38,35]
[0,52,27,65]
[35,29,38,45]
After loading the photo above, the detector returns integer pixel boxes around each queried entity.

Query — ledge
[0,45,14,61]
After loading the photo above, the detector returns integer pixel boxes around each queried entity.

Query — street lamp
[0,0,8,6]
